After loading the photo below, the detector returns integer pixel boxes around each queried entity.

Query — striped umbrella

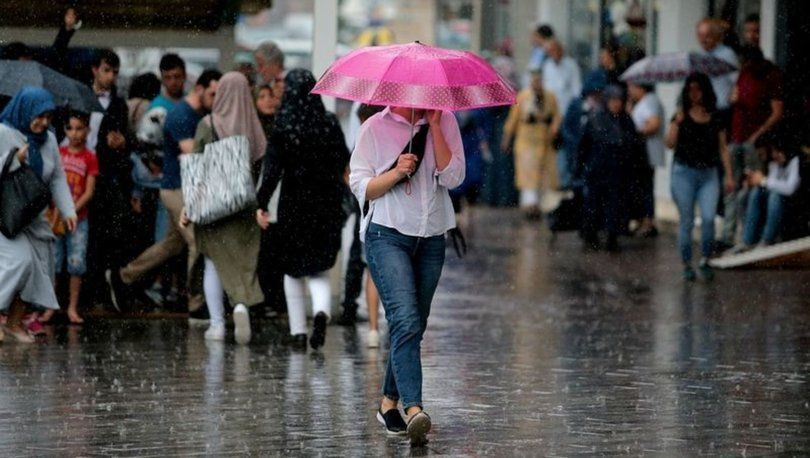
[620,51,737,84]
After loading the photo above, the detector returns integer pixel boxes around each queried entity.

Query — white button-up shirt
[349,107,465,241]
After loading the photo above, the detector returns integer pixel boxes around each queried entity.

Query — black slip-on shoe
[310,312,328,349]
[376,408,407,435]
[406,411,431,446]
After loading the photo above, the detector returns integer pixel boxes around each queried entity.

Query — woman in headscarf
[501,68,561,219]
[256,69,350,351]
[0,87,77,343]
[184,71,265,344]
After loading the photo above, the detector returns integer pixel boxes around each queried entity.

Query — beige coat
[192,121,264,306]
[503,89,561,191]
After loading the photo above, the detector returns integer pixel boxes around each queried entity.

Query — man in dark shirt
[721,45,783,247]
[108,70,221,315]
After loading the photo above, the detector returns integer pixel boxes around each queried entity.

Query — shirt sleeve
[765,157,800,196]
[434,111,466,189]
[349,121,377,210]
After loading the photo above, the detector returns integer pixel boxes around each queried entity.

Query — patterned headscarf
[208,71,267,162]
[0,87,55,177]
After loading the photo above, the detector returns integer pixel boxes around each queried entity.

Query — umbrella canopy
[0,60,102,113]
[311,41,516,111]
[620,51,737,84]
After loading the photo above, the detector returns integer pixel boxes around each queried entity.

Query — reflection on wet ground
[2,208,809,456]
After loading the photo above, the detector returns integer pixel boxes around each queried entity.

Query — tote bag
[0,148,52,238]
[180,122,256,225]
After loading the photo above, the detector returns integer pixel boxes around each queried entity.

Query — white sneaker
[367,329,380,348]
[233,304,251,345]
[204,324,226,341]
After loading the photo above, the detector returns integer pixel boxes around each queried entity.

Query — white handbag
[180,122,257,225]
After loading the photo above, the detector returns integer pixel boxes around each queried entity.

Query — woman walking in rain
[255,69,349,351]
[182,72,265,344]
[666,72,734,281]
[501,69,561,219]
[350,105,465,445]
[0,88,77,343]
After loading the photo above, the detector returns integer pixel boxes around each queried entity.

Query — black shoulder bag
[0,148,52,238]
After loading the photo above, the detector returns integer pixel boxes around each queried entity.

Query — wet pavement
[2,207,810,456]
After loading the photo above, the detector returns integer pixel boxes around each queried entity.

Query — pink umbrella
[311,41,516,111]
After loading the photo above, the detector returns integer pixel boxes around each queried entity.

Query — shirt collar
[382,106,429,126]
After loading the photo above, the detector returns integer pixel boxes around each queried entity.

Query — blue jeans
[55,219,89,276]
[671,163,719,263]
[365,223,446,410]
[742,187,785,245]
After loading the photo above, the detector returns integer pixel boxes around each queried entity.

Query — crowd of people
[464,17,806,278]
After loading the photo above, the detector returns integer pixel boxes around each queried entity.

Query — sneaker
[367,329,380,348]
[188,307,210,327]
[233,304,251,345]
[104,269,129,313]
[310,312,328,350]
[726,244,752,255]
[289,333,308,351]
[376,408,407,435]
[143,287,164,307]
[683,265,697,282]
[699,259,715,281]
[204,324,226,341]
[406,411,432,446]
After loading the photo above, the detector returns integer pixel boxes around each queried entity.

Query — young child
[43,111,98,324]
[739,135,801,249]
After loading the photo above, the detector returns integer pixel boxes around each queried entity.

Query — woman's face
[530,74,543,93]
[29,114,51,134]
[688,82,704,106]
[256,88,276,116]
[607,97,624,115]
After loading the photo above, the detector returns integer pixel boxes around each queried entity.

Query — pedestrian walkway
[1,208,809,455]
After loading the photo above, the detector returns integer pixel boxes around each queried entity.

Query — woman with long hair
[256,69,350,350]
[666,72,734,281]
[0,88,77,342]
[350,103,465,445]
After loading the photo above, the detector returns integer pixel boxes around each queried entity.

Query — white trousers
[204,258,225,327]
[284,272,331,336]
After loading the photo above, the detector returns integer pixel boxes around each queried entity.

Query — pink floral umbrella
[311,41,516,111]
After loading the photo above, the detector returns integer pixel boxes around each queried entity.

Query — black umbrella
[0,60,102,113]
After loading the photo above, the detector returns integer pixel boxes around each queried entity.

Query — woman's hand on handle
[395,154,418,180]
[16,144,29,163]
[179,208,190,228]
[256,209,270,230]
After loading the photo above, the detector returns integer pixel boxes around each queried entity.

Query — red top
[731,64,783,144]
[58,147,99,221]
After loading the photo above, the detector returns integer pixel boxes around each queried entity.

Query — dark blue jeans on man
[365,223,446,410]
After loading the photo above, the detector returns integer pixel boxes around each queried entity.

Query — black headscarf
[271,69,329,153]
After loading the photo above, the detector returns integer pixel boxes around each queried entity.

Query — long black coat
[257,69,350,278]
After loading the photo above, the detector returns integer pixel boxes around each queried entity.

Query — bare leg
[67,275,84,324]
[380,396,398,413]
[366,272,379,332]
